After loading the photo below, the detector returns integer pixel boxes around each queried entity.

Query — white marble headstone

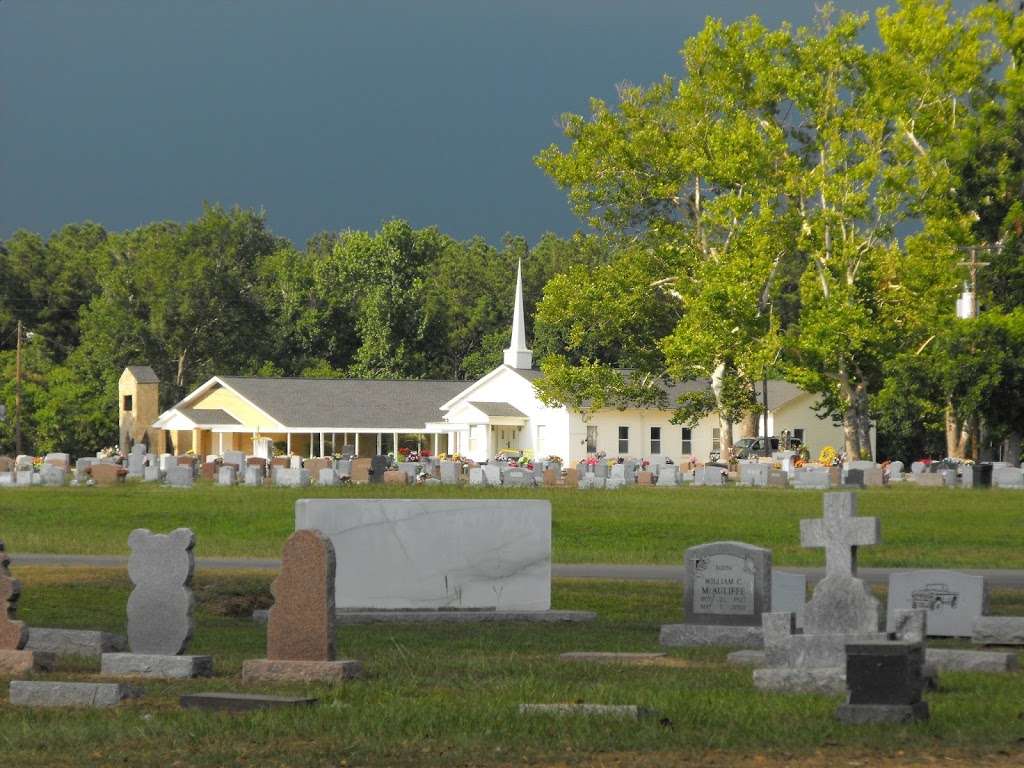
[885,569,987,637]
[295,499,552,610]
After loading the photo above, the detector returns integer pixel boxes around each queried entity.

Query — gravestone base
[559,652,667,664]
[726,650,767,666]
[836,701,929,725]
[926,648,1019,673]
[972,616,1024,645]
[518,703,654,719]
[752,666,847,694]
[241,658,363,683]
[101,653,213,679]
[27,628,127,657]
[10,680,142,708]
[659,623,763,649]
[0,649,57,675]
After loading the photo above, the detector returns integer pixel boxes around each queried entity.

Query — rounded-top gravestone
[683,541,771,627]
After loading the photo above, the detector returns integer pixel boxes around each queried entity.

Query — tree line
[0,213,609,456]
[2,1,1023,465]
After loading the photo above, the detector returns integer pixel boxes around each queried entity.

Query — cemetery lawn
[7,567,1024,767]
[1,484,1022,568]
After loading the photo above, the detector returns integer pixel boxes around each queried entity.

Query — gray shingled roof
[469,401,528,418]
[126,365,159,383]
[216,376,470,430]
[179,408,241,426]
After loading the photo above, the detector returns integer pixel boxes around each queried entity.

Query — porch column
[433,433,438,455]
[376,433,382,455]
[309,434,314,459]
[218,432,224,455]
[355,433,360,456]
[286,432,292,455]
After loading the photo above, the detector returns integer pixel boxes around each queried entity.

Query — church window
[712,427,721,452]
[681,427,692,454]
[123,395,133,412]
[618,426,629,454]
[586,426,597,453]
[649,427,661,455]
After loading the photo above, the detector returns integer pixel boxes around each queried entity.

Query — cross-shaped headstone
[799,492,879,578]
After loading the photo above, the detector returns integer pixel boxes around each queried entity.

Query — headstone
[223,451,247,473]
[910,461,927,474]
[268,530,336,661]
[383,470,408,485]
[594,462,609,479]
[657,466,678,486]
[767,470,788,488]
[660,541,770,648]
[125,528,196,655]
[469,467,486,486]
[244,466,263,485]
[345,457,367,484]
[38,463,67,486]
[127,452,146,478]
[14,455,32,470]
[88,463,128,486]
[0,471,12,487]
[164,466,193,488]
[439,461,460,485]
[242,529,363,683]
[843,468,865,488]
[289,455,303,470]
[217,466,237,486]
[993,466,1024,489]
[753,493,887,694]
[43,452,70,470]
[305,458,333,478]
[971,616,1024,645]
[636,471,654,486]
[483,464,502,486]
[200,462,220,482]
[180,692,318,711]
[836,641,929,724]
[296,499,552,610]
[0,542,28,651]
[792,468,830,489]
[273,468,310,487]
[246,457,268,476]
[543,469,559,486]
[701,465,726,486]
[15,470,33,487]
[334,459,352,478]
[564,468,579,488]
[143,466,162,483]
[159,454,175,473]
[888,460,905,477]
[367,455,388,484]
[886,570,987,638]
[739,463,769,487]
[771,571,807,629]
[318,468,339,486]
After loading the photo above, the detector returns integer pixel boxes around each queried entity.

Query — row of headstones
[908,460,1024,489]
[5,526,360,708]
[655,492,1021,722]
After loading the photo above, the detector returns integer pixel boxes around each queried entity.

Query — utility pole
[956,246,992,319]
[14,319,22,455]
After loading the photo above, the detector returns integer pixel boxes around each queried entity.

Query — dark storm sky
[0,1,971,246]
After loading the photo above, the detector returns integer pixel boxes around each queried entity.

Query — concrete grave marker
[369,455,389,484]
[886,570,987,638]
[103,528,212,678]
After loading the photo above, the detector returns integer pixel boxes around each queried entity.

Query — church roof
[216,376,470,430]
[178,408,241,426]
[469,401,528,418]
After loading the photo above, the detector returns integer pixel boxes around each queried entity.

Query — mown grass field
[6,567,1024,767]
[0,483,1021,567]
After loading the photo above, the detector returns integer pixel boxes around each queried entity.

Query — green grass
[6,568,1024,767]
[0,483,1022,568]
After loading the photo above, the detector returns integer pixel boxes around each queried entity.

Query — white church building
[131,262,866,463]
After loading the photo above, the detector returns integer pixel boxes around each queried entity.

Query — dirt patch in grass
[193,572,273,617]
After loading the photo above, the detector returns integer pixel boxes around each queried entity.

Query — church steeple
[503,258,533,370]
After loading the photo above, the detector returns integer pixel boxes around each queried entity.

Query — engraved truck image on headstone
[910,583,959,612]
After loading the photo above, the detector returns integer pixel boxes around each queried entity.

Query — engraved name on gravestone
[684,542,771,626]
